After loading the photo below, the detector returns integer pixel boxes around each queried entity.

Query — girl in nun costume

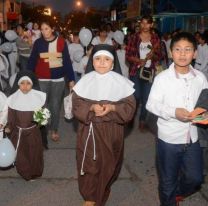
[72,44,136,206]
[6,70,46,181]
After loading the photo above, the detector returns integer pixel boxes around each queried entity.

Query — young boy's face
[93,54,114,74]
[19,80,32,94]
[171,39,196,69]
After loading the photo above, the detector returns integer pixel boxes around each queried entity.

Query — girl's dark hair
[170,32,197,51]
[99,25,108,32]
[40,21,54,29]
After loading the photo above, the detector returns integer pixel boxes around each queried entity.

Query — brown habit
[8,108,43,180]
[72,93,136,206]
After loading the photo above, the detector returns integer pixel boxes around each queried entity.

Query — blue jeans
[157,139,203,206]
[130,75,152,121]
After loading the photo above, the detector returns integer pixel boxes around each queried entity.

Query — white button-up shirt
[146,63,208,144]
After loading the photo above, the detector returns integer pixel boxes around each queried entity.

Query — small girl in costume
[72,44,136,206]
[6,70,46,181]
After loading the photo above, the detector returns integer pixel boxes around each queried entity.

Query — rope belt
[80,122,96,176]
[16,125,36,153]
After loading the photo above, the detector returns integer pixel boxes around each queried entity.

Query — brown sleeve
[7,108,16,134]
[103,95,136,124]
[72,92,95,124]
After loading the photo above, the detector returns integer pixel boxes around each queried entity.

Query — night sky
[22,0,113,14]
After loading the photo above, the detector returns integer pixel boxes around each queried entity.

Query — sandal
[51,132,60,142]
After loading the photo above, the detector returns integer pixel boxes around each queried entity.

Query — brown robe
[72,93,136,206]
[7,108,43,181]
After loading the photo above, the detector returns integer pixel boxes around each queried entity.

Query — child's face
[19,80,32,94]
[93,55,114,74]
[41,23,54,40]
[170,39,196,69]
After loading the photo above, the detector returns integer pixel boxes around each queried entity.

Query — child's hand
[97,104,115,117]
[175,108,192,122]
[90,104,105,116]
[0,124,3,129]
[4,127,11,134]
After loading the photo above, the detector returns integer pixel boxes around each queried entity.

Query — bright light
[76,1,82,7]
[43,8,51,16]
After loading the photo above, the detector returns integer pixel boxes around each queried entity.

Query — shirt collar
[169,63,197,79]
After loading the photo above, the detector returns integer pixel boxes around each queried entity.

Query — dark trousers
[39,80,65,131]
[157,139,203,206]
[19,55,29,71]
[130,75,152,121]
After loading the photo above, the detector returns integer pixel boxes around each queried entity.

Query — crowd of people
[0,15,208,206]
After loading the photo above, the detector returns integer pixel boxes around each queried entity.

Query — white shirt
[146,63,208,144]
[91,36,113,46]
[139,41,152,68]
[116,49,129,78]
[194,43,208,74]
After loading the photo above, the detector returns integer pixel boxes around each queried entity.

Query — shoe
[176,195,184,206]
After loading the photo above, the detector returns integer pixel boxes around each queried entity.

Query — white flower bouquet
[33,108,51,126]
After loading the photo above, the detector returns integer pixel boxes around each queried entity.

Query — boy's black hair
[199,33,207,41]
[170,32,197,51]
[140,15,153,24]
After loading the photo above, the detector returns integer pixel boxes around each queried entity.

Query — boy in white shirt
[146,32,208,206]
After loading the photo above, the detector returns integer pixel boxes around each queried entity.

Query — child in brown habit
[72,44,136,206]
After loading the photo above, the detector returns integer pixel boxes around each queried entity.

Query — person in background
[194,31,201,45]
[106,23,114,39]
[146,32,208,206]
[126,15,161,132]
[16,24,32,71]
[194,33,208,80]
[32,22,41,44]
[113,31,129,78]
[91,25,113,46]
[79,44,93,77]
[27,21,75,142]
[68,32,84,82]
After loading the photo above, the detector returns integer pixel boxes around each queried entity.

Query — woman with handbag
[126,15,161,132]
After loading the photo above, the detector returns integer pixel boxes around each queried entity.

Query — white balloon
[1,42,13,53]
[0,138,16,167]
[73,50,84,63]
[113,30,124,45]
[79,28,92,47]
[5,30,18,42]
